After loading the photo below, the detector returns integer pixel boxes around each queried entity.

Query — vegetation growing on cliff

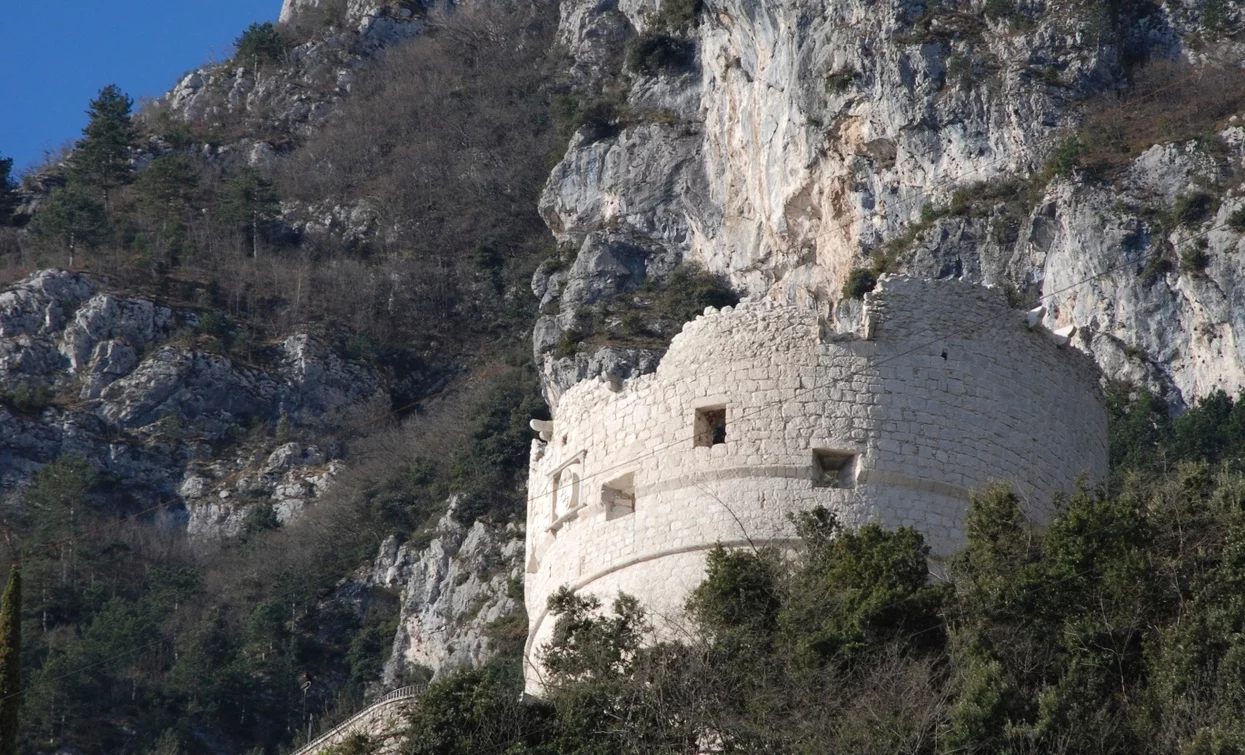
[398,388,1245,755]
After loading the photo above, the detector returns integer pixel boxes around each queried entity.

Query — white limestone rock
[375,501,524,683]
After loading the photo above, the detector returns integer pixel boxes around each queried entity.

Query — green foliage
[0,567,20,755]
[1175,191,1217,227]
[135,155,199,222]
[1045,136,1082,179]
[23,455,100,537]
[193,310,233,339]
[648,0,704,32]
[405,662,553,755]
[825,67,857,95]
[842,267,878,299]
[686,546,782,639]
[543,589,648,681]
[1108,386,1245,477]
[553,328,582,359]
[1182,244,1211,274]
[624,33,695,76]
[657,264,739,325]
[27,184,110,251]
[1203,0,1230,34]
[241,504,280,541]
[216,168,279,239]
[1229,207,1245,233]
[449,365,547,525]
[70,85,137,199]
[0,154,16,226]
[782,509,948,664]
[551,93,628,143]
[234,22,289,66]
[1,383,53,415]
[323,733,378,755]
[984,0,1016,20]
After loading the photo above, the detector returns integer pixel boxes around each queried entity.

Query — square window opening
[813,449,858,489]
[603,473,636,520]
[694,406,728,447]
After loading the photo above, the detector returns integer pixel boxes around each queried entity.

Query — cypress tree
[71,84,137,208]
[0,565,20,755]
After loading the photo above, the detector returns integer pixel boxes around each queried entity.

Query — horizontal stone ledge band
[629,465,974,501]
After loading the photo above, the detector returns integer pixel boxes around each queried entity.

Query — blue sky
[1,0,278,174]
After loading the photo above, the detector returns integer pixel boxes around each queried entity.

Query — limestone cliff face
[371,501,524,683]
[0,270,385,537]
[536,0,1245,408]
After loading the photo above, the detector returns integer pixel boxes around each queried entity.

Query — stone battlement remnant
[522,276,1108,692]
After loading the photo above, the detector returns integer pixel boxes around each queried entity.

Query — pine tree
[0,155,16,226]
[0,565,20,755]
[216,168,279,259]
[27,184,109,266]
[71,84,137,208]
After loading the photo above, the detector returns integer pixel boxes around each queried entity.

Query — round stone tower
[522,276,1107,691]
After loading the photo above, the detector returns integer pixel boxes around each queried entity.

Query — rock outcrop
[0,270,385,535]
[372,501,524,683]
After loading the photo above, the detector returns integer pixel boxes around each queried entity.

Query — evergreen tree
[71,85,137,207]
[0,565,20,755]
[0,155,16,226]
[234,22,289,66]
[216,168,279,259]
[27,185,109,266]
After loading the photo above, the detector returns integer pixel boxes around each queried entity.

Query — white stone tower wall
[522,277,1108,691]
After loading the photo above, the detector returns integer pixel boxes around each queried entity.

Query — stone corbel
[529,419,553,442]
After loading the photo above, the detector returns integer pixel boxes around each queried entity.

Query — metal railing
[291,685,426,755]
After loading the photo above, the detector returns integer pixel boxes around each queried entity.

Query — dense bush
[625,33,695,76]
[1,383,53,415]
[842,267,877,299]
[1230,207,1245,232]
[1174,191,1217,227]
[234,22,289,65]
[648,0,703,32]
[657,264,738,324]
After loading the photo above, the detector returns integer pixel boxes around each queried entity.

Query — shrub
[657,264,739,324]
[842,268,878,300]
[555,329,583,359]
[194,311,233,339]
[241,504,280,542]
[2,383,53,415]
[1045,136,1081,179]
[649,0,704,31]
[1174,191,1216,227]
[343,332,381,363]
[1230,207,1245,233]
[625,33,695,76]
[824,68,856,95]
[576,99,626,142]
[234,22,288,66]
[1181,246,1210,274]
[1203,0,1230,34]
[984,0,1016,19]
